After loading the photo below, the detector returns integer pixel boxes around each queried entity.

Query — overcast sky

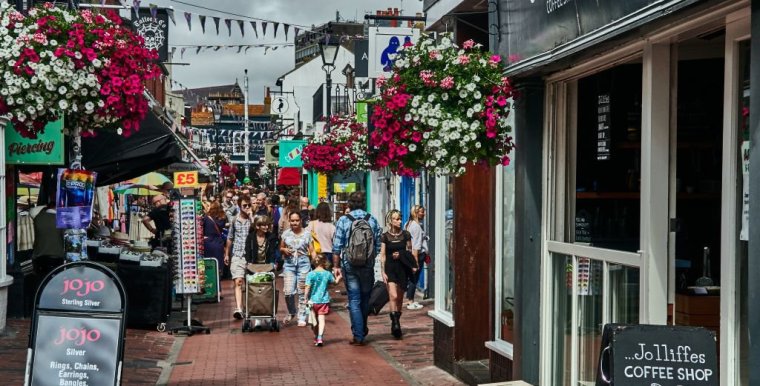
[139,0,423,102]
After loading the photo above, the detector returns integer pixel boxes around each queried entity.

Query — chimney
[264,87,271,106]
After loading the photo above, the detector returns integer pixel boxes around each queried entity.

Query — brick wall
[433,320,454,374]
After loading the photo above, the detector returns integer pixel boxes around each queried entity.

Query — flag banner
[250,21,258,38]
[262,22,267,37]
[199,15,206,33]
[167,8,176,25]
[273,22,279,38]
[149,3,157,19]
[237,20,245,36]
[213,17,220,35]
[184,11,192,31]
[225,19,232,36]
[284,24,290,40]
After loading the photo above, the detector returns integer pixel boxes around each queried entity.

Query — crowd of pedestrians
[191,187,430,347]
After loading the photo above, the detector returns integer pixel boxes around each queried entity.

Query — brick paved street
[0,276,462,386]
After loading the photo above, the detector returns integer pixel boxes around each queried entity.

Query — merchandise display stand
[169,196,210,335]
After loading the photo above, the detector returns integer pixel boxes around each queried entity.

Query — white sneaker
[406,302,423,310]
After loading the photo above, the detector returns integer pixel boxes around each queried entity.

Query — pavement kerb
[155,335,186,385]
[336,308,421,386]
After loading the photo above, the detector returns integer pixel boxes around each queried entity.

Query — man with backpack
[332,191,381,346]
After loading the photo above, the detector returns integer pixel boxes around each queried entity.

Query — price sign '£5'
[174,171,199,187]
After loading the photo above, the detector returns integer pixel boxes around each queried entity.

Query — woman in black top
[245,215,279,267]
[380,209,417,339]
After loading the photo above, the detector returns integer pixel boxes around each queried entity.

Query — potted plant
[0,2,160,138]
[301,114,371,175]
[369,33,515,176]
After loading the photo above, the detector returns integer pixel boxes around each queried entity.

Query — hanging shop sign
[5,119,64,165]
[173,171,199,188]
[56,169,97,229]
[354,38,369,77]
[135,8,170,62]
[502,0,696,68]
[264,142,279,165]
[368,27,420,79]
[25,262,127,386]
[596,324,718,386]
[278,140,306,168]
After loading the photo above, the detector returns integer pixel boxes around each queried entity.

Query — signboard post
[25,261,127,386]
[596,324,718,386]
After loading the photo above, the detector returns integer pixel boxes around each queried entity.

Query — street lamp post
[319,37,340,132]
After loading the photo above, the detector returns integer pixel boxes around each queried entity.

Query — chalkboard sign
[597,324,718,386]
[597,93,612,161]
[26,262,126,386]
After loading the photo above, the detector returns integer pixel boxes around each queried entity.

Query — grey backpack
[344,214,374,267]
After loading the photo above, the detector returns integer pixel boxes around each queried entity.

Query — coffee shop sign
[529,0,572,14]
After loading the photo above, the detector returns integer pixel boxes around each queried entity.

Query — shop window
[574,64,642,252]
[431,175,455,323]
[443,176,454,313]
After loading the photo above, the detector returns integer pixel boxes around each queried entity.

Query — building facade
[425,0,760,384]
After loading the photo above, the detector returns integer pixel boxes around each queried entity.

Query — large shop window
[574,64,641,251]
[545,63,643,385]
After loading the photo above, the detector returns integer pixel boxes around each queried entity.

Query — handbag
[311,222,322,255]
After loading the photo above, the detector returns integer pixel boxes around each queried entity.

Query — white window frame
[485,165,514,359]
[428,176,454,326]
[537,4,749,384]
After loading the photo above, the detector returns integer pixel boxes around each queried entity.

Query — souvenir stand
[170,189,210,335]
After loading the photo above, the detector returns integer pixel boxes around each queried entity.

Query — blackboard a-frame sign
[24,261,127,386]
[596,324,718,386]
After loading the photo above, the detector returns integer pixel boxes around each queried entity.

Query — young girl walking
[304,254,339,346]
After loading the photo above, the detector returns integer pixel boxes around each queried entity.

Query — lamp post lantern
[319,37,340,132]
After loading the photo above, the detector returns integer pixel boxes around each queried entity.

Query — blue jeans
[342,261,375,341]
[283,255,311,323]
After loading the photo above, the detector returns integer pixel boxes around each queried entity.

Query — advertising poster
[56,169,97,229]
[31,315,121,386]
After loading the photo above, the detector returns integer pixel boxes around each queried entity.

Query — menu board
[31,315,121,386]
[174,198,203,294]
[597,93,611,161]
[598,324,718,386]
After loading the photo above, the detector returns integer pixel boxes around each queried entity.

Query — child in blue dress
[305,254,339,346]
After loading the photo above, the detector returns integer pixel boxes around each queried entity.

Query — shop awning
[82,111,182,186]
[276,167,301,186]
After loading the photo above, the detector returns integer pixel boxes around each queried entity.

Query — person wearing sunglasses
[143,194,171,248]
[224,196,253,320]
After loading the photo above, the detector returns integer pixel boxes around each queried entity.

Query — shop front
[501,0,754,384]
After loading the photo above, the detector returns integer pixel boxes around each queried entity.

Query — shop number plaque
[597,324,717,386]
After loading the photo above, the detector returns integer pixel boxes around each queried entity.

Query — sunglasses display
[173,197,206,295]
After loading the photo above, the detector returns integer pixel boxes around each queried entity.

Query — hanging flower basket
[369,33,515,177]
[0,2,160,139]
[301,114,371,175]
